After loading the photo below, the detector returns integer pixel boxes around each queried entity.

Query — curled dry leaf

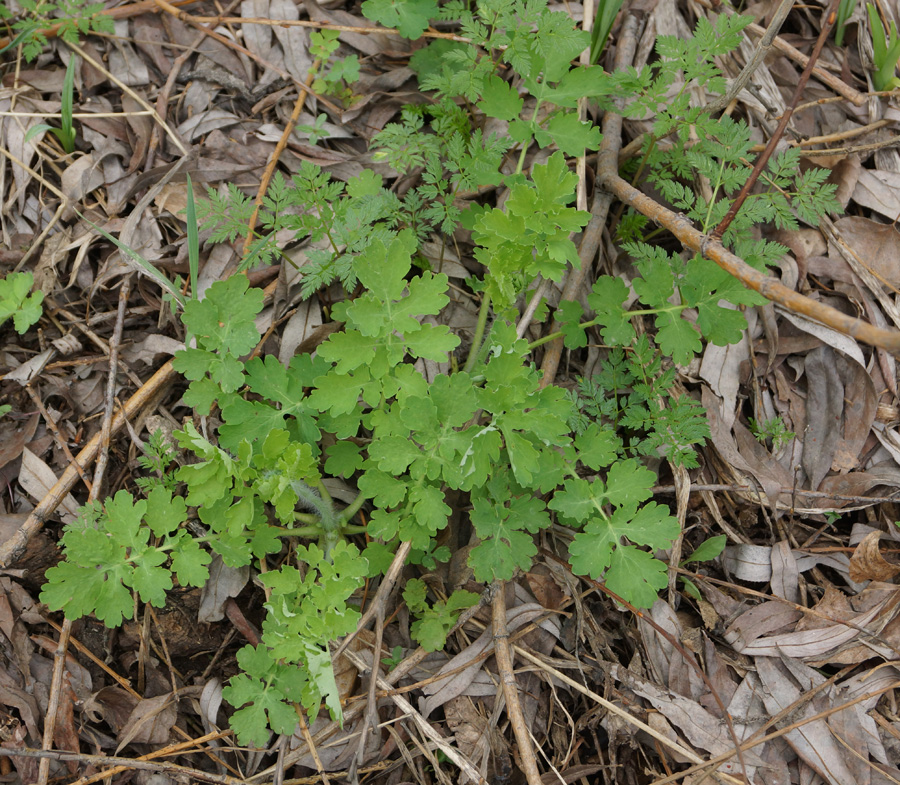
[849,530,900,583]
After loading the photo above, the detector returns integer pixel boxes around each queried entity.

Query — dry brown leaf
[17,448,80,523]
[115,694,177,752]
[197,556,249,623]
[755,658,857,785]
[849,531,900,583]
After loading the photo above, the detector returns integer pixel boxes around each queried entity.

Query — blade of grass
[185,174,200,300]
[589,0,623,64]
[60,55,77,153]
[77,211,185,307]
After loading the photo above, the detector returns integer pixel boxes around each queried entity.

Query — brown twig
[67,42,188,157]
[746,22,865,106]
[710,0,841,240]
[36,620,72,785]
[92,276,131,496]
[152,13,471,41]
[69,730,231,785]
[596,143,900,354]
[703,0,796,115]
[339,647,487,785]
[650,483,900,505]
[491,582,543,785]
[539,12,637,386]
[241,66,319,258]
[0,747,245,785]
[703,0,866,106]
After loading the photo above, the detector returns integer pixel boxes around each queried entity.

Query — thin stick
[145,13,471,41]
[69,730,231,785]
[241,66,319,258]
[36,620,72,785]
[513,647,741,783]
[92,277,131,495]
[66,42,187,157]
[0,0,200,50]
[703,0,796,115]
[539,12,635,385]
[541,549,750,779]
[339,647,487,785]
[492,582,543,785]
[0,748,245,785]
[596,145,900,354]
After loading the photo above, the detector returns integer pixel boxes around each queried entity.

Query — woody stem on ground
[710,0,841,241]
[592,12,900,354]
[492,581,543,785]
[540,10,633,387]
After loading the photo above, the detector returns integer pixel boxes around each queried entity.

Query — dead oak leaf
[849,530,900,583]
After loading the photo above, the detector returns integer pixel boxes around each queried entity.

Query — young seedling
[0,272,44,334]
[835,0,858,46]
[867,3,900,90]
[590,0,624,64]
[24,56,77,154]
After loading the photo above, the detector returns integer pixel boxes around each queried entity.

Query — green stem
[527,306,683,350]
[463,291,492,373]
[339,490,368,525]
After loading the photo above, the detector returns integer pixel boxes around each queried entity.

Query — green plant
[835,0,858,46]
[42,0,843,749]
[403,579,479,652]
[590,0,624,64]
[382,644,404,670]
[309,29,360,104]
[135,429,179,495]
[867,3,900,90]
[564,336,710,468]
[361,0,438,39]
[24,55,77,154]
[296,113,331,145]
[748,414,795,451]
[0,0,114,61]
[0,271,44,334]
[679,534,727,599]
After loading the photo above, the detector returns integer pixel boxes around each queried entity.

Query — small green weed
[590,0,624,64]
[749,415,795,451]
[24,56,77,154]
[867,3,900,90]
[134,429,179,495]
[309,29,360,104]
[0,271,44,334]
[835,0,858,46]
[0,0,114,61]
[42,0,842,749]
